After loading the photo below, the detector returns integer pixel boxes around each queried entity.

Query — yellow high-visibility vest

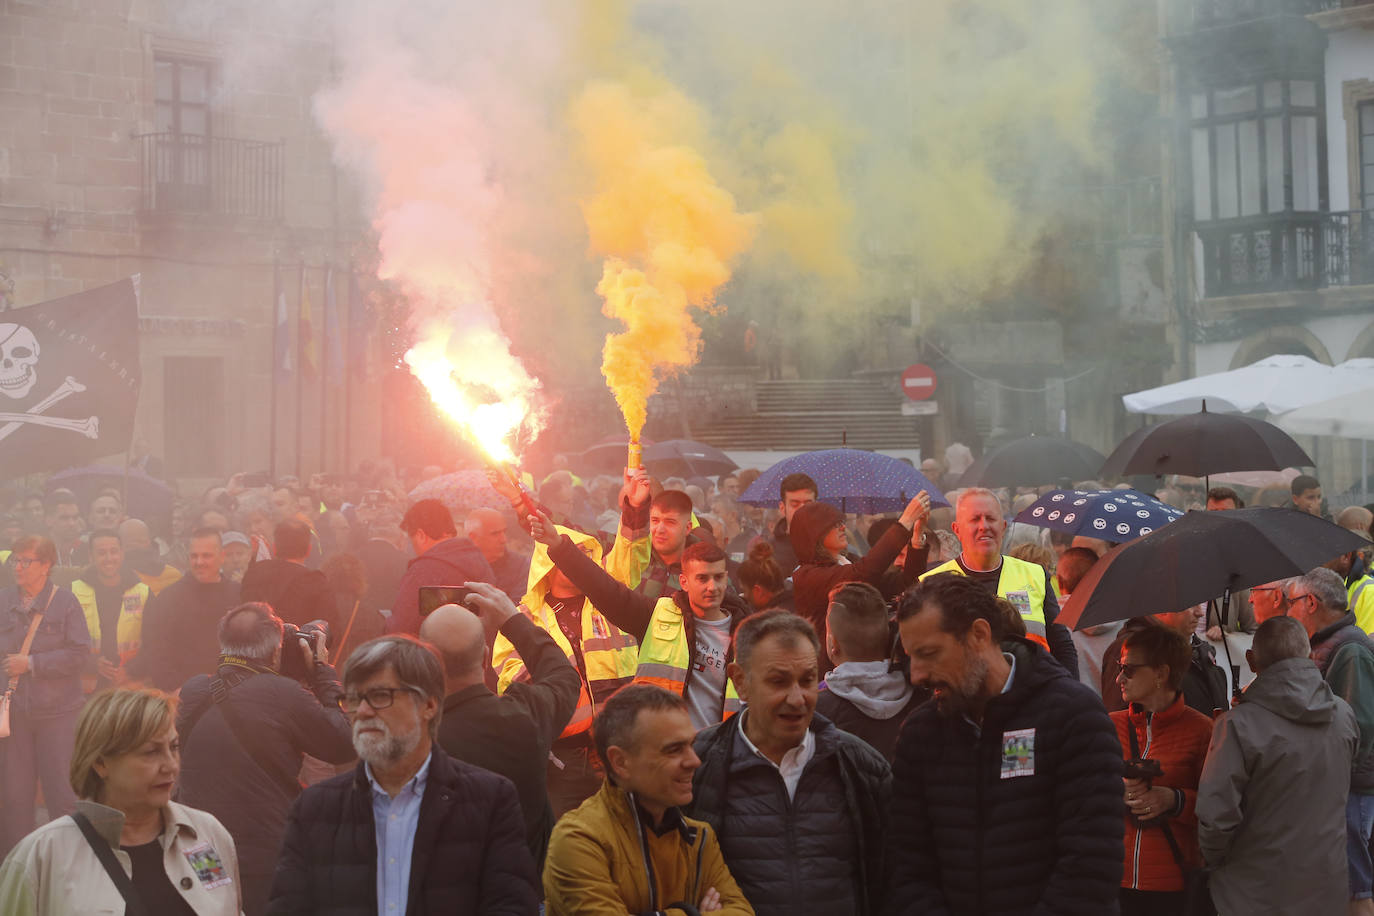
[634,597,741,722]
[920,556,1050,651]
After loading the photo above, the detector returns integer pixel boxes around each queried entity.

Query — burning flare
[573,80,757,444]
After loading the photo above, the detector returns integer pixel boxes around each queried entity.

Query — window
[152,56,214,210]
[163,356,223,476]
[1190,79,1322,221]
[1360,101,1374,211]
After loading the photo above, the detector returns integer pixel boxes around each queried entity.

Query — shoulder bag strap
[6,602,48,692]
[70,812,149,916]
[1127,713,1192,878]
[209,676,303,799]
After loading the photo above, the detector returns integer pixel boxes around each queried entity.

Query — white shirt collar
[736,709,815,800]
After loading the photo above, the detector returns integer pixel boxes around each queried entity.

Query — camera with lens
[280,619,330,682]
[1124,757,1162,782]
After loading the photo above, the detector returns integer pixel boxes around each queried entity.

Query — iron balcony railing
[1192,0,1369,27]
[1196,209,1374,297]
[136,132,285,221]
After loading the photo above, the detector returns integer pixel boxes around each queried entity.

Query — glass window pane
[1363,164,1374,211]
[1239,119,1261,216]
[1290,80,1317,108]
[1192,127,1212,221]
[1217,123,1239,219]
[1362,102,1374,137]
[180,107,207,136]
[180,64,209,104]
[155,101,174,133]
[1191,93,1208,118]
[1291,115,1318,211]
[155,61,173,102]
[1266,116,1285,213]
[1263,81,1282,109]
[1215,85,1258,116]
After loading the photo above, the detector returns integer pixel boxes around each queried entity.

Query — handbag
[0,592,52,739]
[1127,717,1214,916]
[71,811,150,916]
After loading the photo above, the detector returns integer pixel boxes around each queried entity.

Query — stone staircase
[694,378,922,452]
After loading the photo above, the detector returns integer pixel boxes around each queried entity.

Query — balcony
[137,132,285,222]
[1196,210,1374,297]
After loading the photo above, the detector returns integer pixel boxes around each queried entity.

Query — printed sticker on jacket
[1001,728,1035,779]
[184,842,233,889]
[1004,591,1032,617]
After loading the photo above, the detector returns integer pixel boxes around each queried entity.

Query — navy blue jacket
[0,580,89,719]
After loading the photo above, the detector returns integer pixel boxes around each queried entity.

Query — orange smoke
[573,80,757,440]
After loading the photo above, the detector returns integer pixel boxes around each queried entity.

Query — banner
[0,278,141,476]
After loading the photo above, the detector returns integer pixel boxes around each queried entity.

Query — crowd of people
[0,454,1370,914]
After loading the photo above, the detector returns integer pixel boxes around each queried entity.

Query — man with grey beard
[887,574,1123,914]
[268,635,539,916]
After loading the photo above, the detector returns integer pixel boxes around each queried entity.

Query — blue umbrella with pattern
[1014,488,1183,543]
[738,448,949,514]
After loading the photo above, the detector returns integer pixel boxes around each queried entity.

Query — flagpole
[320,263,329,475]
[295,261,305,480]
[344,264,353,477]
[270,260,280,482]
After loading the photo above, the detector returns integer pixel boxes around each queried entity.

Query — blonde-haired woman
[0,688,241,915]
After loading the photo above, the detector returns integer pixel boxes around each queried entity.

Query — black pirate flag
[0,278,141,476]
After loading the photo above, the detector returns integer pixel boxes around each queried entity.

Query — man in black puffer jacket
[888,575,1123,915]
[689,610,891,916]
[267,634,537,916]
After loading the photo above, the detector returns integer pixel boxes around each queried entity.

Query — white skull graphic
[0,324,38,400]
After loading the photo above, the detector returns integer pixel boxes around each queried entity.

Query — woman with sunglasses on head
[0,535,91,860]
[1112,624,1216,916]
[0,687,241,915]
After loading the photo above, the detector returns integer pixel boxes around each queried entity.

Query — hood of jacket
[76,566,141,593]
[406,534,487,575]
[824,661,913,719]
[1241,656,1339,725]
[522,526,604,608]
[789,501,844,566]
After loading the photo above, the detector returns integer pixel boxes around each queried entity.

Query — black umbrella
[643,439,739,479]
[958,435,1107,488]
[575,435,655,474]
[1058,507,1367,630]
[1099,405,1312,483]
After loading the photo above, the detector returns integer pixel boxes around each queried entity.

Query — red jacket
[1112,692,1214,891]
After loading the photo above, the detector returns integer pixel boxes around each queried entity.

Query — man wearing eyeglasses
[1287,568,1374,915]
[269,634,538,916]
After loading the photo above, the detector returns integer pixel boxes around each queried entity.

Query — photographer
[1110,625,1214,916]
[176,602,355,916]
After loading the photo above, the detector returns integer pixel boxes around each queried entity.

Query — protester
[1111,625,1214,915]
[920,487,1079,674]
[86,493,125,532]
[1327,528,1374,634]
[1197,616,1356,916]
[386,499,494,635]
[118,518,181,596]
[0,688,242,915]
[1248,578,1291,624]
[736,541,794,612]
[45,491,86,568]
[544,684,753,916]
[689,610,891,916]
[887,574,1123,913]
[493,524,639,816]
[240,519,338,633]
[220,531,253,583]
[530,511,750,730]
[1057,546,1117,696]
[463,507,529,601]
[421,583,580,868]
[127,529,240,691]
[71,528,149,691]
[0,535,90,857]
[1102,606,1229,717]
[768,472,819,576]
[1286,567,1374,912]
[268,635,538,914]
[816,582,925,762]
[176,603,354,916]
[790,491,930,670]
[1290,474,1326,517]
[604,469,710,602]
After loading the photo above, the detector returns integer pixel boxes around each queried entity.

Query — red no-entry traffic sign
[901,363,937,401]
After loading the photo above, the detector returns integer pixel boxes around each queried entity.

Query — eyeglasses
[10,557,41,569]
[1288,593,1315,609]
[337,686,417,713]
[1119,663,1152,679]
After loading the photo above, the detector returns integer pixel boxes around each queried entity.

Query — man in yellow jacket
[70,529,148,692]
[544,683,753,916]
[492,525,639,817]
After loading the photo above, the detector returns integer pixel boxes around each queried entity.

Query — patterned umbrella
[407,470,509,518]
[1014,489,1183,543]
[738,448,949,514]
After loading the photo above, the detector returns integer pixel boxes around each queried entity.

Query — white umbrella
[1122,355,1374,415]
[1275,387,1374,502]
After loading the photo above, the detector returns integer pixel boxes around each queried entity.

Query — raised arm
[529,510,658,643]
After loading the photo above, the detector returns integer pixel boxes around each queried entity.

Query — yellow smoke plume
[573,79,757,439]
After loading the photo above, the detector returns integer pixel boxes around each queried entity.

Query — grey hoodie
[1197,657,1357,916]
